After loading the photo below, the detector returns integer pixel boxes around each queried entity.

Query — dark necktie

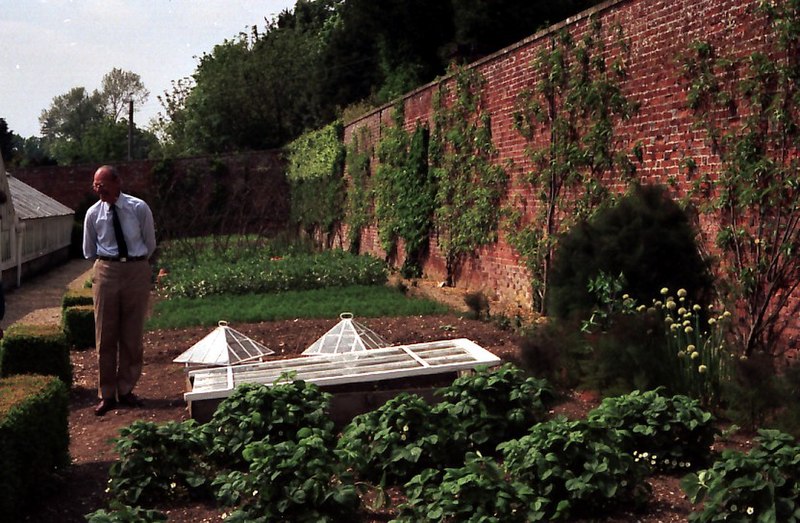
[111,204,129,259]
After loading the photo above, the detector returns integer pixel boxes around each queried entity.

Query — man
[83,165,156,416]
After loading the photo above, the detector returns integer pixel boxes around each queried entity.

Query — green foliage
[214,427,360,522]
[158,249,387,299]
[682,429,800,522]
[396,453,544,523]
[337,393,457,486]
[62,305,95,350]
[203,382,335,470]
[680,1,800,356]
[337,364,555,486]
[344,126,373,253]
[508,20,640,312]
[586,389,717,473]
[498,417,650,521]
[580,283,734,407]
[0,323,72,386]
[147,284,450,330]
[373,105,436,273]
[548,184,713,322]
[286,120,346,240]
[107,420,213,505]
[85,501,167,523]
[436,363,554,453]
[0,375,69,520]
[431,66,508,283]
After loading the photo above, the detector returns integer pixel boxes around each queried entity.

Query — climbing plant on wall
[430,66,508,285]
[344,125,373,253]
[374,104,435,277]
[681,0,800,356]
[285,120,346,246]
[508,18,640,313]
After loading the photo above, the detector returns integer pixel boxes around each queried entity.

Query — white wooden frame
[185,338,501,402]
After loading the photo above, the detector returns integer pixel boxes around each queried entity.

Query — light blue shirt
[83,192,156,259]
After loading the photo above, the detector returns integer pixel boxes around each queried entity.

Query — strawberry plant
[682,429,800,522]
[107,420,212,505]
[396,452,545,523]
[337,392,460,486]
[499,417,649,521]
[204,381,335,469]
[587,389,717,472]
[213,427,359,522]
[85,501,167,522]
[437,363,554,453]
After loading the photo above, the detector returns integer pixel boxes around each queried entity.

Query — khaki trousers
[93,259,151,400]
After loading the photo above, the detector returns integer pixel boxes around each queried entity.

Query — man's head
[92,165,122,204]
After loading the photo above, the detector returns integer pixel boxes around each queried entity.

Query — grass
[146,284,452,330]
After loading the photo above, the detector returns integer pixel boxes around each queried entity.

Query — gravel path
[2,258,94,329]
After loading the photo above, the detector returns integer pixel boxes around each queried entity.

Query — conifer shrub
[547,184,712,321]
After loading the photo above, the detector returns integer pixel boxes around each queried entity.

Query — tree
[0,118,16,163]
[39,86,104,144]
[100,68,150,121]
[680,0,800,357]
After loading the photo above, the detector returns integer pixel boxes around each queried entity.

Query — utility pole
[127,99,134,161]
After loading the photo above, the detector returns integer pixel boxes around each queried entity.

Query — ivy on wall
[508,18,640,313]
[285,120,346,244]
[344,126,373,253]
[430,66,508,285]
[374,104,435,277]
[680,0,800,356]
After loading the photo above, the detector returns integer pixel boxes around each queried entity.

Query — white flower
[677,288,687,297]
[747,507,754,515]
[660,287,669,295]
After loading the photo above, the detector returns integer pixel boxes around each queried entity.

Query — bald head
[92,165,122,204]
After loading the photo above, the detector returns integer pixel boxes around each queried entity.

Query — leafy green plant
[396,453,544,523]
[499,417,650,521]
[344,125,373,253]
[508,19,640,312]
[85,501,167,523]
[430,65,508,285]
[680,0,800,357]
[285,120,346,243]
[337,393,458,486]
[107,420,212,505]
[682,429,800,522]
[587,389,717,473]
[436,363,554,453]
[374,103,435,275]
[204,381,334,470]
[158,249,388,299]
[214,427,359,523]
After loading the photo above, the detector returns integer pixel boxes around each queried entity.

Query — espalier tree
[374,104,436,277]
[680,0,800,356]
[430,66,508,285]
[508,18,640,313]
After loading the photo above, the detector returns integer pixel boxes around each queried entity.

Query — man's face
[92,168,121,203]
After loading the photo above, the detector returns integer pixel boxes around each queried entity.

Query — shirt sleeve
[139,202,157,257]
[82,206,98,260]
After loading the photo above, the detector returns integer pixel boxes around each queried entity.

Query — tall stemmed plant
[508,18,639,313]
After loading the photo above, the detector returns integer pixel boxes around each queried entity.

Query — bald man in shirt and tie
[83,165,156,416]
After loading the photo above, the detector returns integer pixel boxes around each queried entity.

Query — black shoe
[94,398,117,416]
[119,392,144,408]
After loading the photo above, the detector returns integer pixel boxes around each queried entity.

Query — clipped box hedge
[0,323,72,387]
[61,287,93,308]
[63,305,95,349]
[0,374,69,519]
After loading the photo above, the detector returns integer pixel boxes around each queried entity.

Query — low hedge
[0,323,72,386]
[62,287,93,308]
[0,374,70,519]
[63,305,95,349]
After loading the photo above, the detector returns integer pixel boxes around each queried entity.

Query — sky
[1,0,296,138]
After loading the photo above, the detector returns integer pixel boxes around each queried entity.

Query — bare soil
[8,262,746,522]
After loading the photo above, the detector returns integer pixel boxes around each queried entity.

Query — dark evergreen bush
[547,184,712,321]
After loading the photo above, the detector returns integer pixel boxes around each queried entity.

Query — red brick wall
[10,151,288,233]
[344,0,796,344]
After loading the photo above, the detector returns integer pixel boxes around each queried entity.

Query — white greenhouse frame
[185,338,501,403]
